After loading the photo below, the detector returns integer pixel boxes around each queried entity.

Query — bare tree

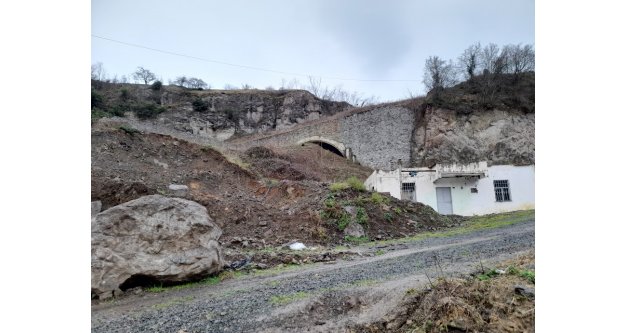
[307,76,323,97]
[506,44,535,75]
[91,62,106,81]
[494,46,511,74]
[423,56,457,92]
[132,66,157,84]
[240,83,253,90]
[458,42,481,80]
[224,83,238,90]
[172,76,188,87]
[480,43,500,74]
[188,77,208,89]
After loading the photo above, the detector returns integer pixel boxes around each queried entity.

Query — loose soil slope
[92,127,462,253]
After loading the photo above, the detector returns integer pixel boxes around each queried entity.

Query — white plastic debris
[289,242,307,250]
[495,269,506,275]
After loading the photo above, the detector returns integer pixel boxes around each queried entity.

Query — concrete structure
[230,105,417,169]
[364,162,534,216]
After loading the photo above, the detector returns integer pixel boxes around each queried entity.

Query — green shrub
[192,98,209,112]
[120,88,130,101]
[109,105,127,117]
[91,89,104,109]
[346,176,366,192]
[370,192,389,205]
[337,213,351,231]
[91,107,109,121]
[150,80,163,91]
[356,207,368,225]
[384,212,394,222]
[134,103,166,119]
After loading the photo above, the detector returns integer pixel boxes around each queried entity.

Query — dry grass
[355,252,535,333]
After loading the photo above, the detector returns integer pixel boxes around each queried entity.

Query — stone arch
[296,136,347,158]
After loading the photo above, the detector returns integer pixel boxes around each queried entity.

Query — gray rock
[514,285,535,298]
[344,222,365,238]
[91,201,102,217]
[168,184,189,197]
[343,206,357,216]
[91,195,224,299]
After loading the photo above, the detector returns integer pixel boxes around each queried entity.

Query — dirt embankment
[92,128,465,268]
[351,252,535,333]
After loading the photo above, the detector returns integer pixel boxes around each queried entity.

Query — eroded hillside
[91,127,460,253]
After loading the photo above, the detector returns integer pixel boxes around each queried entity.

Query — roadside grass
[352,209,534,248]
[145,271,243,293]
[269,291,311,305]
[269,278,383,306]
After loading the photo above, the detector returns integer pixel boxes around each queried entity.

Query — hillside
[91,127,461,252]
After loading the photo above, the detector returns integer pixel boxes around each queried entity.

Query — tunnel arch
[296,136,347,158]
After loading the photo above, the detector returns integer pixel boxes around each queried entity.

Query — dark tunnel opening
[309,141,344,157]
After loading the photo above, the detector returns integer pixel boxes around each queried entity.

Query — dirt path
[92,216,534,333]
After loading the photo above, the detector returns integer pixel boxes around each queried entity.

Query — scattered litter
[289,242,306,250]
[229,258,251,270]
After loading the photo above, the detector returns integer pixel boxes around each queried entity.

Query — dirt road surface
[92,216,534,333]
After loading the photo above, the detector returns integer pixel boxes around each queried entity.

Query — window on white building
[494,180,511,202]
[401,182,415,201]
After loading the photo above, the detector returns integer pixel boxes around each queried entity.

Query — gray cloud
[317,0,415,76]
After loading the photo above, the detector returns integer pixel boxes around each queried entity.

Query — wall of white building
[364,164,534,216]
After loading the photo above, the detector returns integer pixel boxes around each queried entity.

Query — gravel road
[92,217,534,333]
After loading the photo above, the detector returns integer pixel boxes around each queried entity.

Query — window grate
[401,182,415,201]
[401,183,415,191]
[493,180,511,202]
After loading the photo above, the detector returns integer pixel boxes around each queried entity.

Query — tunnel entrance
[309,141,344,157]
[297,136,347,159]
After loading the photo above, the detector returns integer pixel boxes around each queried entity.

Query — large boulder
[91,195,223,299]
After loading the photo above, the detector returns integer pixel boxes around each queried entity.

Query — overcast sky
[92,0,534,102]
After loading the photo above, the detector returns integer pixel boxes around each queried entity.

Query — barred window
[401,183,415,192]
[494,180,511,202]
[401,182,415,201]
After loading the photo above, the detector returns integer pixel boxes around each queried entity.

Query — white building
[364,161,534,216]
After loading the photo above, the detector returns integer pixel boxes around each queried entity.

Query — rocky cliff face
[168,89,349,141]
[92,82,350,141]
[412,107,534,166]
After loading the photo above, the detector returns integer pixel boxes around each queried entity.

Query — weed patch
[355,207,368,225]
[330,182,350,191]
[269,291,310,305]
[384,212,394,222]
[344,235,369,244]
[370,192,390,205]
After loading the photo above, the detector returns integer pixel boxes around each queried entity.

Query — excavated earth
[92,128,465,272]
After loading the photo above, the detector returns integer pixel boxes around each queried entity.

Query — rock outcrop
[412,108,534,166]
[91,195,223,299]
[92,81,350,141]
